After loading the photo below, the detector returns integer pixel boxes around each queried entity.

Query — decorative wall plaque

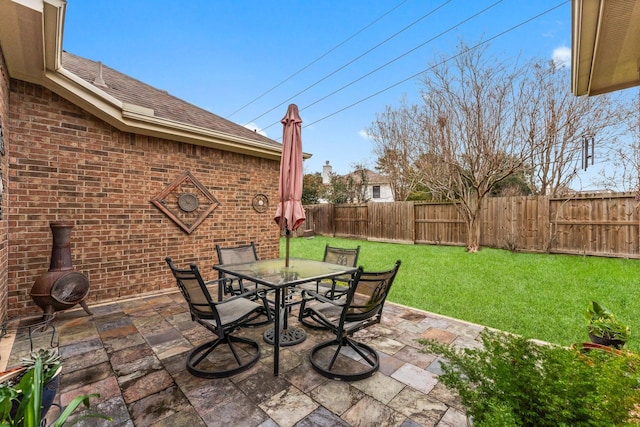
[151,171,219,234]
[252,194,269,213]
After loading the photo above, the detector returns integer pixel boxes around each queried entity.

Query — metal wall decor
[151,170,220,234]
[252,194,269,213]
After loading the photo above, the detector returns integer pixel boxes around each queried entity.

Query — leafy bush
[420,329,640,427]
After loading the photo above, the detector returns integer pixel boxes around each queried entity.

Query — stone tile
[397,320,430,334]
[378,351,406,376]
[341,395,406,427]
[60,375,121,407]
[236,367,291,404]
[148,406,207,427]
[296,406,351,426]
[370,336,406,356]
[120,368,175,404]
[109,343,155,371]
[95,313,133,332]
[309,380,365,416]
[161,350,189,375]
[352,372,406,404]
[201,392,268,427]
[394,345,436,369]
[59,337,104,359]
[61,361,113,391]
[61,347,109,374]
[437,407,468,427]
[388,385,449,426]
[282,359,328,393]
[127,385,191,426]
[104,332,146,354]
[65,395,131,427]
[391,363,439,394]
[174,370,244,407]
[259,385,318,427]
[421,328,458,344]
[428,382,463,411]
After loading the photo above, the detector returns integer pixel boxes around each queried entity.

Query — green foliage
[420,329,640,426]
[302,172,323,205]
[0,351,110,427]
[585,300,631,342]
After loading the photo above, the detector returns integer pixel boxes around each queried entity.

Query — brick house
[0,1,290,320]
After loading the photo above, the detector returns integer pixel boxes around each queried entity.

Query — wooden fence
[298,192,640,259]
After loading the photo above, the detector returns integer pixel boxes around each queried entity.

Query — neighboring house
[321,161,394,203]
[0,1,292,319]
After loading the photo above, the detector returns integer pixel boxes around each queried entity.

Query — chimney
[322,161,332,184]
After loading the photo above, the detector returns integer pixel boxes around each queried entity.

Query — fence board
[302,192,639,258]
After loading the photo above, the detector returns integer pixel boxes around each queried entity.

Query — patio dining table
[213,257,358,376]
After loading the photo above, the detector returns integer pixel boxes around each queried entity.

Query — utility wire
[244,0,454,126]
[226,0,410,119]
[258,0,504,132]
[304,1,569,130]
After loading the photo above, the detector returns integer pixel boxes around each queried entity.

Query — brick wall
[0,47,9,322]
[7,80,280,318]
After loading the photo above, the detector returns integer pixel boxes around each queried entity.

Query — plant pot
[588,332,625,349]
[4,370,60,420]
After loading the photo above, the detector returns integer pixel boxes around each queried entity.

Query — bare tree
[416,43,529,252]
[367,100,423,201]
[519,60,627,195]
[593,89,640,192]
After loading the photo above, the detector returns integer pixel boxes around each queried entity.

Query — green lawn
[281,235,640,350]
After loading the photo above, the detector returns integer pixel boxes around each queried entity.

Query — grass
[281,235,640,350]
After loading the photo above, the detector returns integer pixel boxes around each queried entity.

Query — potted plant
[585,300,630,349]
[420,328,640,427]
[0,349,110,426]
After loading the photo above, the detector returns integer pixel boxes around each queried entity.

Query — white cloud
[243,123,267,137]
[552,46,571,68]
[358,129,371,139]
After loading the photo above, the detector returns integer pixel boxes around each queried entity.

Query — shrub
[420,328,640,426]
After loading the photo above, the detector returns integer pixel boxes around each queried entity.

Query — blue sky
[63,0,572,177]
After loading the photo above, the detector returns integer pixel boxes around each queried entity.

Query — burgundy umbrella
[274,104,306,266]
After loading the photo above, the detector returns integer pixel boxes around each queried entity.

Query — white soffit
[572,0,640,96]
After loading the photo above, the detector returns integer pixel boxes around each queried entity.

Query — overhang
[571,0,640,96]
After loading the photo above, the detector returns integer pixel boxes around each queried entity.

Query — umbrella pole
[285,228,290,267]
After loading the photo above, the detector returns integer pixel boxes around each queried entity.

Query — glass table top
[213,257,357,288]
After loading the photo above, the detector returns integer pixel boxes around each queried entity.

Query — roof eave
[0,0,301,162]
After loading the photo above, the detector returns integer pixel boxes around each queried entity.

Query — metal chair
[214,242,261,297]
[165,257,270,378]
[298,260,401,381]
[299,244,360,296]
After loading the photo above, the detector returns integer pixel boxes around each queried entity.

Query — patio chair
[298,260,401,381]
[214,242,261,297]
[165,257,269,378]
[296,245,360,322]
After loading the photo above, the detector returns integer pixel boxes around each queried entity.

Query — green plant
[420,328,640,427]
[0,351,111,426]
[585,300,631,342]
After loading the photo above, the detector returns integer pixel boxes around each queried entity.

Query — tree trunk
[465,211,481,253]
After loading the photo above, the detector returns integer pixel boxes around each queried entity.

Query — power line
[304,1,569,130]
[290,0,505,127]
[244,0,454,126]
[226,0,411,119]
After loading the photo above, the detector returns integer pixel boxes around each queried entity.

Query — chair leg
[309,337,379,381]
[187,335,261,378]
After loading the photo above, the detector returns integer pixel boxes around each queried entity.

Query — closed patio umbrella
[274,104,305,267]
